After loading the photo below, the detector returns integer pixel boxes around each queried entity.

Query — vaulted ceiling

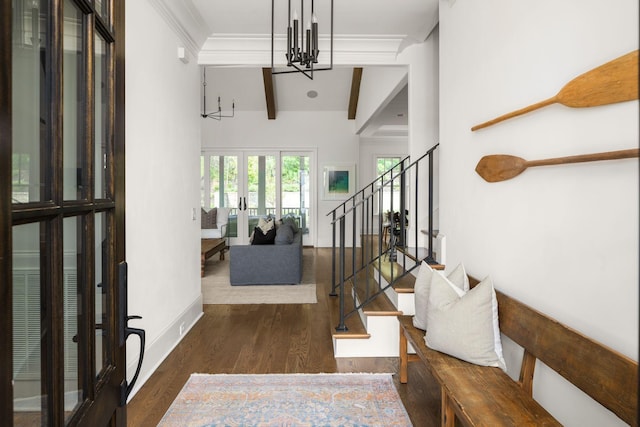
[154,0,439,136]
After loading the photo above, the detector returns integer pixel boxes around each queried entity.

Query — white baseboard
[125,293,203,402]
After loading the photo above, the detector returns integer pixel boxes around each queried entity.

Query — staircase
[327,144,442,357]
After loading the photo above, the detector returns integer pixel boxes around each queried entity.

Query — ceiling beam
[262,68,277,120]
[348,67,363,120]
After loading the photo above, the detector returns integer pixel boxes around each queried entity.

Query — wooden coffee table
[201,238,226,277]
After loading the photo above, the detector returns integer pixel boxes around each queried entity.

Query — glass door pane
[246,154,277,239]
[201,154,240,243]
[62,216,83,421]
[11,0,49,204]
[94,0,110,25]
[281,155,311,244]
[12,222,46,425]
[63,0,85,201]
[94,212,109,377]
[94,32,108,199]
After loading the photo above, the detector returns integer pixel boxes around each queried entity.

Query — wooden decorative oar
[471,50,639,131]
[475,148,639,182]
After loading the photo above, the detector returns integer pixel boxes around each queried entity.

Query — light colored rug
[158,373,412,427]
[202,249,317,304]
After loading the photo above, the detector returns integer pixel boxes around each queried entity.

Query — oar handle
[471,97,557,131]
[527,148,640,167]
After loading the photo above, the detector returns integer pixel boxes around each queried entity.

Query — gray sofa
[229,227,303,285]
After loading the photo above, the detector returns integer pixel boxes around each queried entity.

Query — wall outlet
[179,322,185,336]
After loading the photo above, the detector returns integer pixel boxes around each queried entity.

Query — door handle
[118,261,146,406]
[123,318,145,402]
[243,197,247,211]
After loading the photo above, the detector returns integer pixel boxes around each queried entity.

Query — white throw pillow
[257,216,274,234]
[216,207,230,228]
[425,273,506,371]
[412,262,434,330]
[445,262,470,292]
[413,261,469,331]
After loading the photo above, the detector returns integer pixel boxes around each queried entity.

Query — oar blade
[558,50,639,107]
[475,155,527,183]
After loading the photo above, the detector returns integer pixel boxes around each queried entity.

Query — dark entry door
[1,0,127,425]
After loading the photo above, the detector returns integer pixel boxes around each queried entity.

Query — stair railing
[327,143,439,331]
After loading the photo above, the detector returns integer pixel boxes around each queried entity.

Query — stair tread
[375,253,444,294]
[374,257,418,293]
[329,280,370,339]
[353,267,402,315]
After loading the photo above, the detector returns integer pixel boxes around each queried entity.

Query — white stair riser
[332,257,419,357]
[333,316,400,357]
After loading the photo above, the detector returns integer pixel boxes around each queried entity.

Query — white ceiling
[184,0,439,135]
[191,0,436,37]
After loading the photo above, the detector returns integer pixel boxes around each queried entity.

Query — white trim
[147,0,208,58]
[126,294,203,402]
[198,34,406,66]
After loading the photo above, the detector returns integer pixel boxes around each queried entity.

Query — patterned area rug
[158,373,412,426]
[202,249,317,304]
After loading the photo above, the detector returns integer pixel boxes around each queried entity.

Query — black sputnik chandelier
[271,0,334,80]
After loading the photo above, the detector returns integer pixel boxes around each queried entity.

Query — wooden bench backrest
[469,277,638,425]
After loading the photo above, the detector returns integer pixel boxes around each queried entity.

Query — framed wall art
[323,164,356,200]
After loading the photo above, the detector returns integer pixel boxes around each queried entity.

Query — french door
[1,0,127,425]
[201,150,315,246]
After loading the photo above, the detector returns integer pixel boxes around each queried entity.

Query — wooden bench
[399,277,638,426]
[201,238,226,277]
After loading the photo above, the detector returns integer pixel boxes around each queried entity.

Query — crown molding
[198,34,407,66]
[360,125,408,138]
[147,0,210,58]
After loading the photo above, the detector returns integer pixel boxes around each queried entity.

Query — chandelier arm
[271,0,275,70]
[201,68,208,117]
[330,0,333,69]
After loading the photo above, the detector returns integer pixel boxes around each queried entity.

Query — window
[376,156,402,214]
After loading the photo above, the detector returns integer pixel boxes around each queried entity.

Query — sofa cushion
[251,226,276,245]
[282,215,300,233]
[201,208,217,229]
[275,222,295,245]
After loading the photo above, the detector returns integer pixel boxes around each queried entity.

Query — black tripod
[386,210,407,262]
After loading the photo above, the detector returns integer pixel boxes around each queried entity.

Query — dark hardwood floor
[126,248,441,426]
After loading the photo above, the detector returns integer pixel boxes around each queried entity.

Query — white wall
[355,66,408,134]
[125,0,203,398]
[202,110,359,247]
[439,1,638,425]
[399,27,440,247]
